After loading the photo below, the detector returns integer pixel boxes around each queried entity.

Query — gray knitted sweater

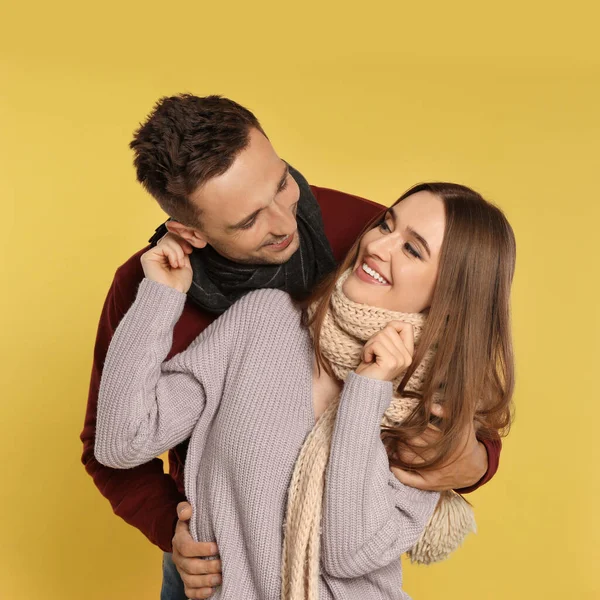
[95,279,439,600]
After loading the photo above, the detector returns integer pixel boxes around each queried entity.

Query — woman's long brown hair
[304,182,516,471]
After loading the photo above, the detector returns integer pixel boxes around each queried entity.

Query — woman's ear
[165,220,208,249]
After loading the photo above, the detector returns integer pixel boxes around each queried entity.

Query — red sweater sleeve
[455,436,502,494]
[309,184,502,494]
[80,257,186,552]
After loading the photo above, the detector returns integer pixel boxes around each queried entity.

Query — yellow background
[1,1,599,599]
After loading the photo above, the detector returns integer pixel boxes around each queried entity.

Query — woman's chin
[342,274,367,304]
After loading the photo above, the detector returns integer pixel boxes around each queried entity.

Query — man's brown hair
[130,94,266,226]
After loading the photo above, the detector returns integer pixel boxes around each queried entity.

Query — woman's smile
[354,258,391,286]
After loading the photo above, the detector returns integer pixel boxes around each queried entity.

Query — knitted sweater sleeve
[95,278,236,469]
[321,372,440,579]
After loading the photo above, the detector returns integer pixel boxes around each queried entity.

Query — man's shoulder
[100,247,148,316]
[115,246,150,281]
[113,246,148,288]
[310,185,384,216]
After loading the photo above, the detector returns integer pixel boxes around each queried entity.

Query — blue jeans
[161,552,187,600]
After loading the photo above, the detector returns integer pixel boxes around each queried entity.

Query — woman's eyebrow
[387,207,432,258]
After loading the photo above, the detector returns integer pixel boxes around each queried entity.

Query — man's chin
[214,236,300,266]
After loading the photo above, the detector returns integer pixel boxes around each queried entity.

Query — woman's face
[343,191,446,313]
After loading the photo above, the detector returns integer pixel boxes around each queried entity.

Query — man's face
[188,128,301,264]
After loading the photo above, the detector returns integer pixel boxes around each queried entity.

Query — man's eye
[240,217,257,230]
[278,176,289,193]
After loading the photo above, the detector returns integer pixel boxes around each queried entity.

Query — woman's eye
[404,242,421,259]
[378,219,391,233]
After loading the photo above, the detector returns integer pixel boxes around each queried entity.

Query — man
[81,94,501,600]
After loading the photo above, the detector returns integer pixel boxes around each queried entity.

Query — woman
[95,182,515,600]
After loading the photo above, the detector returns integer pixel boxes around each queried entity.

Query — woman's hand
[141,233,194,293]
[355,321,415,381]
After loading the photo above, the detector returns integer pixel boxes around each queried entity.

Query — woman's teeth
[362,263,387,284]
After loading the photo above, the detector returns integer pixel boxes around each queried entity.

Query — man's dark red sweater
[80,186,501,552]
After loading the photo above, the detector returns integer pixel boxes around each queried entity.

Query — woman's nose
[366,232,401,261]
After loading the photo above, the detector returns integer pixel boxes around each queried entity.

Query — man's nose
[268,199,297,237]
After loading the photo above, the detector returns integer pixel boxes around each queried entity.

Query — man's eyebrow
[387,207,432,258]
[228,207,264,231]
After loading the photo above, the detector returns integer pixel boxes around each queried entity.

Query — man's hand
[172,502,222,599]
[391,405,488,492]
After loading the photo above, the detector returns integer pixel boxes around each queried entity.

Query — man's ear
[165,220,208,249]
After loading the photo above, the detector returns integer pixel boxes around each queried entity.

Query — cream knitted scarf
[281,271,476,600]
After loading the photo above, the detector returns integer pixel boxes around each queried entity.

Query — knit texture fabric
[282,272,476,600]
[95,279,439,599]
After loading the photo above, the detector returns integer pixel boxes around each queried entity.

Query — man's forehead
[194,174,273,228]
[192,151,286,228]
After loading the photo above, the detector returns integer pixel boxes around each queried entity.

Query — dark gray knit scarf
[149,165,336,314]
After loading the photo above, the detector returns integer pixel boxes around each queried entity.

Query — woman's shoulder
[172,289,304,370]
[191,289,302,348]
[231,288,300,320]
[219,288,301,336]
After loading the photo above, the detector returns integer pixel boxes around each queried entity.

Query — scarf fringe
[281,400,338,600]
[407,491,477,565]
